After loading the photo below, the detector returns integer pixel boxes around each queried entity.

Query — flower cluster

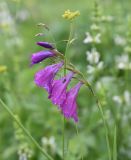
[83,3,102,77]
[114,19,131,71]
[31,41,83,122]
[83,2,112,81]
[62,10,80,20]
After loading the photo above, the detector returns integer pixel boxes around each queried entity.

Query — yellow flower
[0,65,7,73]
[62,10,80,20]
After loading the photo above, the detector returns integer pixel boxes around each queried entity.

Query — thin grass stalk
[75,124,84,160]
[0,98,54,160]
[113,125,117,160]
[87,85,112,160]
[62,21,74,160]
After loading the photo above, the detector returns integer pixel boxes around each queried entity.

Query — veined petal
[34,62,63,94]
[61,82,83,122]
[49,72,74,107]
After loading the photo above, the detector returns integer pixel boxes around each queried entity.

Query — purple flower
[34,62,63,94]
[49,72,74,107]
[31,50,55,65]
[61,82,83,122]
[37,42,54,49]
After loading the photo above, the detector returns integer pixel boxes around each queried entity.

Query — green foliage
[1,0,131,159]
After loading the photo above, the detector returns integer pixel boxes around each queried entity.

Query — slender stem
[65,63,112,159]
[0,98,54,160]
[75,124,84,160]
[64,22,73,76]
[61,51,111,160]
[64,22,73,55]
[62,117,65,160]
[62,21,74,160]
[87,85,112,160]
[37,23,57,49]
[48,30,57,49]
[64,59,111,160]
[113,125,117,160]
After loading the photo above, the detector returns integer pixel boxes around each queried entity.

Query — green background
[0,0,131,159]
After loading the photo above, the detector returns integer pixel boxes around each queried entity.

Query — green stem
[113,125,117,160]
[48,30,57,49]
[0,98,54,160]
[64,22,73,76]
[62,117,65,160]
[87,85,112,160]
[64,60,111,160]
[62,21,74,160]
[64,22,73,55]
[75,124,84,160]
[65,63,111,159]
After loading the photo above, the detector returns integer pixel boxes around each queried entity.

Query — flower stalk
[62,21,74,160]
[30,9,111,159]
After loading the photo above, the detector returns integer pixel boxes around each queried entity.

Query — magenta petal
[31,50,55,65]
[49,72,74,107]
[34,62,63,94]
[61,82,83,122]
[37,42,54,49]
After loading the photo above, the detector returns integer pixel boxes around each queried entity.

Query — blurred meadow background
[0,0,131,159]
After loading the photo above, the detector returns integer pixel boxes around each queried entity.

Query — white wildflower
[41,137,48,145]
[124,90,131,105]
[113,95,122,105]
[87,61,103,74]
[41,136,56,153]
[19,153,27,160]
[97,61,104,69]
[84,32,101,44]
[83,32,93,44]
[101,15,114,22]
[94,33,101,43]
[48,136,56,151]
[114,35,126,46]
[49,136,55,146]
[86,48,100,64]
[115,54,131,70]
